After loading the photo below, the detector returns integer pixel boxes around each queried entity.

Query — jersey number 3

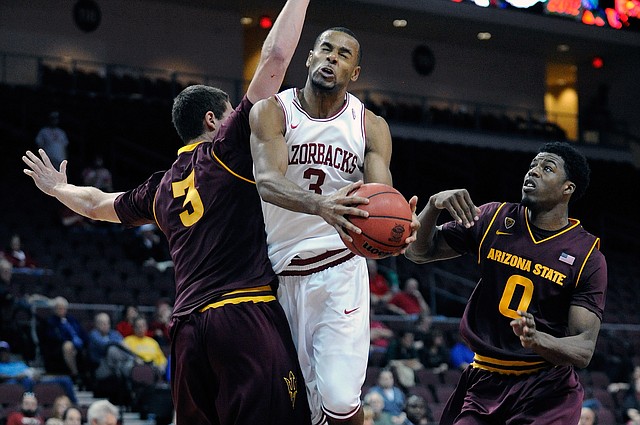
[172,170,204,227]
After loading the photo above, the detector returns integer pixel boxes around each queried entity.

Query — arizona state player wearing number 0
[250,27,419,425]
[405,142,607,425]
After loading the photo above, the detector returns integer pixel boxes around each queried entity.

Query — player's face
[521,152,571,210]
[306,31,360,92]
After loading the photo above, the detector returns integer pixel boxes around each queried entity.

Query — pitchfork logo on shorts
[284,370,298,408]
[389,224,405,243]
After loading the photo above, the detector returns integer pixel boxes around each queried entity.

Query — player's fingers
[408,195,418,213]
[38,149,54,168]
[23,150,45,171]
[340,195,369,206]
[341,180,364,196]
[22,154,38,172]
[339,205,368,218]
[59,160,68,174]
[461,190,480,220]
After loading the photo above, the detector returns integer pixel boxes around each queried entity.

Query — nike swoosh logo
[496,230,513,236]
[344,307,360,315]
[290,122,300,129]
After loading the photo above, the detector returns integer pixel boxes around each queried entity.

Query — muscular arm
[363,110,392,185]
[22,149,122,223]
[245,0,310,104]
[405,190,480,263]
[250,98,368,240]
[511,306,601,368]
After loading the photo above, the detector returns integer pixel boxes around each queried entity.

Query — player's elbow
[404,247,428,264]
[259,44,291,72]
[254,176,277,203]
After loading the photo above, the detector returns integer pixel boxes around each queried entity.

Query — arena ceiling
[164,0,640,64]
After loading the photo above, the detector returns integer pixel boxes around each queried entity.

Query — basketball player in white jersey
[250,27,418,425]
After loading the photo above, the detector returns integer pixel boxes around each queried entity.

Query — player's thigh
[209,301,311,425]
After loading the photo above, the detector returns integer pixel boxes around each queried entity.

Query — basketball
[343,183,413,259]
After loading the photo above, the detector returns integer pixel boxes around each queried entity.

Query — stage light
[259,15,273,29]
[591,56,604,69]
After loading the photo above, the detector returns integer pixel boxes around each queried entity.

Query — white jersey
[262,88,366,273]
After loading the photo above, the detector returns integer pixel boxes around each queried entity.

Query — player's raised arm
[249,98,368,241]
[23,149,122,223]
[246,0,310,104]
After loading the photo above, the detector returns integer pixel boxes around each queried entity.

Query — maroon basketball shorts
[169,292,311,425]
[439,364,583,425]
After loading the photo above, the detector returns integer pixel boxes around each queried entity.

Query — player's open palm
[22,149,68,196]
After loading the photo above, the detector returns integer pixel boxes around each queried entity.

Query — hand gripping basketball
[343,183,412,259]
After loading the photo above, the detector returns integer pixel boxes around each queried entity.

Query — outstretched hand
[317,180,369,242]
[430,189,480,228]
[22,149,68,196]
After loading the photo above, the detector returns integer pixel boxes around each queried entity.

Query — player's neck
[298,86,346,119]
[527,207,569,231]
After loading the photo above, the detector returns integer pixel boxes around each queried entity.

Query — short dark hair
[172,85,230,143]
[315,27,362,65]
[539,141,590,202]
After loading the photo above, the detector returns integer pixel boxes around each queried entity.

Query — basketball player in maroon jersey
[406,141,607,424]
[21,0,312,423]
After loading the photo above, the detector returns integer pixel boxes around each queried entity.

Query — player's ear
[564,181,575,196]
[204,111,216,132]
[350,66,361,82]
[306,50,313,67]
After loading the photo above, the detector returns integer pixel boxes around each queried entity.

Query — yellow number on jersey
[498,275,534,320]
[172,170,204,227]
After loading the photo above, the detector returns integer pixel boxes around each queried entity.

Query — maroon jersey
[114,96,277,317]
[442,201,607,374]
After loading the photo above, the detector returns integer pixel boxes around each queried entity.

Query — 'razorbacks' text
[289,143,359,174]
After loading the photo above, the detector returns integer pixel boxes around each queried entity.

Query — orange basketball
[343,183,412,259]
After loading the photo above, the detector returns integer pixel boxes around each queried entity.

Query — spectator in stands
[115,305,140,338]
[369,308,394,367]
[620,366,640,424]
[387,277,430,317]
[627,408,640,425]
[449,334,474,371]
[419,328,450,374]
[35,111,69,169]
[45,395,71,425]
[368,368,409,420]
[362,404,375,425]
[86,399,119,425]
[404,394,434,425]
[363,389,408,425]
[579,404,598,425]
[123,316,167,376]
[87,312,124,376]
[0,341,78,404]
[61,406,83,425]
[385,330,424,390]
[2,234,38,269]
[368,259,393,313]
[1,258,18,335]
[125,224,173,272]
[7,391,45,425]
[42,296,89,387]
[148,298,171,347]
[81,155,113,192]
